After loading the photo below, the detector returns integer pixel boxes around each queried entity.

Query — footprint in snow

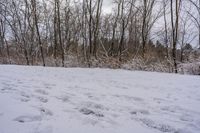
[20,98,30,102]
[35,89,49,95]
[17,80,23,84]
[86,94,100,101]
[80,108,104,117]
[153,98,167,103]
[139,118,177,133]
[20,92,30,98]
[43,83,55,90]
[36,96,48,103]
[56,95,70,102]
[39,107,53,116]
[130,109,150,116]
[1,86,16,93]
[20,92,31,102]
[132,97,144,102]
[1,82,9,86]
[129,96,146,104]
[180,115,193,122]
[160,106,177,113]
[14,115,42,123]
[82,101,109,111]
[114,95,145,103]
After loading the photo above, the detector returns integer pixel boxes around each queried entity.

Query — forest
[0,0,200,74]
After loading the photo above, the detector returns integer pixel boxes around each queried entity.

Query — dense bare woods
[0,0,199,73]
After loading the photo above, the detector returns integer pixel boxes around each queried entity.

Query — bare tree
[118,0,135,60]
[163,0,170,58]
[93,0,103,58]
[0,7,5,55]
[109,0,121,56]
[170,0,182,73]
[179,8,196,62]
[141,0,160,58]
[56,0,64,67]
[31,0,45,66]
[187,0,200,48]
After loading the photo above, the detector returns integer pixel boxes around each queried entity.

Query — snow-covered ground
[0,65,200,133]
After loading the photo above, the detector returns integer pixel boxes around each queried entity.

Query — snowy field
[0,65,200,133]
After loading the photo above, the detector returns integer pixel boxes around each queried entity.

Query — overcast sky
[101,0,199,48]
[102,0,113,13]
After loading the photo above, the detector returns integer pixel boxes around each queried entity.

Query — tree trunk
[32,0,45,66]
[56,0,64,67]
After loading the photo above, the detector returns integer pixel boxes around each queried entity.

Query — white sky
[101,0,199,48]
[102,0,113,13]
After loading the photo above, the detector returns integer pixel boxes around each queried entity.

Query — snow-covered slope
[0,65,200,133]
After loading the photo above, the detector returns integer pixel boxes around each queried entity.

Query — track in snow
[0,65,200,133]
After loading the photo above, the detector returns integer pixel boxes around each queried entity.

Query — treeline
[0,0,199,73]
